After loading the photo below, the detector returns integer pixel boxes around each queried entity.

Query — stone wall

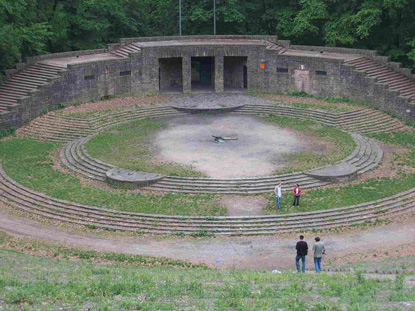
[159,58,183,91]
[1,36,415,130]
[224,57,247,88]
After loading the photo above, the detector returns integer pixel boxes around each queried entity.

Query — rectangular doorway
[159,57,183,93]
[224,56,248,92]
[191,57,215,92]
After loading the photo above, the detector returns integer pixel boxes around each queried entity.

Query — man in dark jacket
[295,235,308,273]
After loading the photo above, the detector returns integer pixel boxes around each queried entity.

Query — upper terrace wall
[1,36,414,130]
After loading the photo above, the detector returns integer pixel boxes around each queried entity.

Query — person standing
[312,237,325,272]
[295,235,308,273]
[293,184,301,206]
[274,183,282,210]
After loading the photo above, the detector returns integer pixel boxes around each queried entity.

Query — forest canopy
[1,0,414,76]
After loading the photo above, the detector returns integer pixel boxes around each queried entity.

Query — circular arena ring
[3,100,414,235]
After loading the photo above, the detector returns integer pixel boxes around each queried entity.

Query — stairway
[110,43,142,58]
[0,63,67,115]
[264,41,286,54]
[344,57,415,108]
[1,163,414,235]
[59,131,382,194]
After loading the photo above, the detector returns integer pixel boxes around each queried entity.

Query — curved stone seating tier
[1,163,414,235]
[19,102,409,143]
[231,104,408,133]
[59,123,382,193]
[20,106,186,142]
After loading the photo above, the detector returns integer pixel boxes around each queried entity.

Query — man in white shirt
[274,183,282,210]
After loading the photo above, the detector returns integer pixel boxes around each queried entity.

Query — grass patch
[86,118,205,177]
[0,248,410,310]
[0,231,207,269]
[266,114,356,173]
[264,130,415,214]
[368,131,415,167]
[64,109,114,119]
[289,102,351,113]
[0,126,17,138]
[328,255,415,273]
[263,173,415,214]
[0,138,225,216]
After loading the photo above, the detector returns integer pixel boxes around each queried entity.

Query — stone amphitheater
[1,35,415,237]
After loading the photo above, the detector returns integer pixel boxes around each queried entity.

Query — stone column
[215,55,224,93]
[182,56,191,93]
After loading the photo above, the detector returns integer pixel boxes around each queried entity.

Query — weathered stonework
[1,35,414,130]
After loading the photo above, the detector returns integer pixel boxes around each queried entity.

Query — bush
[0,127,16,138]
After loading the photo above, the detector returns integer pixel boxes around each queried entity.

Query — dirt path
[1,214,415,270]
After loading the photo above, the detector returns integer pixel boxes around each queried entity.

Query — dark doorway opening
[159,57,183,93]
[191,57,215,92]
[224,56,248,92]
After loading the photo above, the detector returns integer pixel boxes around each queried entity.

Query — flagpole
[179,0,182,36]
[213,0,216,35]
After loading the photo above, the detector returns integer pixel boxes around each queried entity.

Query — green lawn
[265,114,356,173]
[328,256,415,273]
[1,246,413,310]
[1,130,415,216]
[86,115,356,176]
[263,173,415,214]
[0,138,225,216]
[86,118,205,177]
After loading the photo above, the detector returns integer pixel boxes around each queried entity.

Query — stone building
[0,35,414,129]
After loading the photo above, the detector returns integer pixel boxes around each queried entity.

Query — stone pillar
[182,56,191,93]
[215,55,224,93]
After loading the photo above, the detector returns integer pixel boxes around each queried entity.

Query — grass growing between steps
[1,248,412,311]
[0,231,206,268]
[86,118,205,177]
[327,255,415,273]
[251,92,359,113]
[64,109,114,119]
[266,114,356,173]
[368,131,415,168]
[264,130,415,214]
[0,139,225,216]
[263,173,415,214]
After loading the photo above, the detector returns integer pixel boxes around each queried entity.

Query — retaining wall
[1,36,414,130]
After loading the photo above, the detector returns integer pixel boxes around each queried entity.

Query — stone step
[1,165,414,234]
[14,73,49,83]
[377,75,409,84]
[9,77,47,87]
[0,88,29,97]
[0,93,20,100]
[2,83,37,92]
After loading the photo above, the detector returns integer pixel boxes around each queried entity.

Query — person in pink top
[293,184,301,206]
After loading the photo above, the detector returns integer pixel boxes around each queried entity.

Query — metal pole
[179,0,182,36]
[213,0,216,35]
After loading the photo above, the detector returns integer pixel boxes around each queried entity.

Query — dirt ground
[1,208,415,271]
[152,115,333,178]
[220,195,269,216]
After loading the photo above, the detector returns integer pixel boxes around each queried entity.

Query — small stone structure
[106,168,164,189]
[306,162,358,183]
[1,35,415,130]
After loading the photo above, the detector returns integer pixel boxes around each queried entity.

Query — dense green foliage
[1,0,415,77]
[2,247,414,310]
